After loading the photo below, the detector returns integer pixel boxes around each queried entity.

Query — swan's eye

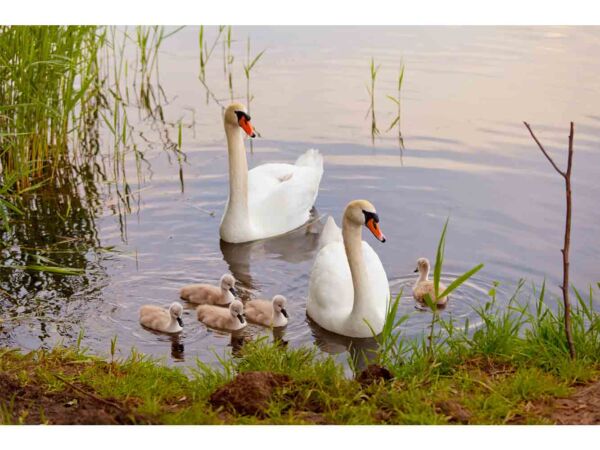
[234,110,251,122]
[362,210,379,223]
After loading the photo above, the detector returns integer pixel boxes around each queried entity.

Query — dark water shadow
[307,316,380,375]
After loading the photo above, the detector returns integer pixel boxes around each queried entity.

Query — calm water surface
[2,26,599,370]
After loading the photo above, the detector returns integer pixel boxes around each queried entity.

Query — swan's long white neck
[342,217,373,322]
[223,124,249,227]
[418,267,430,282]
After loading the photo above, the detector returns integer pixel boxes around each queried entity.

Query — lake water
[1,26,599,370]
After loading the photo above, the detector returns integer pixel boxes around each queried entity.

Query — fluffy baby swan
[197,299,246,331]
[245,295,289,328]
[412,257,448,307]
[139,302,184,333]
[180,274,237,306]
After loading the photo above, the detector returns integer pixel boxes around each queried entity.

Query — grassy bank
[2,284,600,425]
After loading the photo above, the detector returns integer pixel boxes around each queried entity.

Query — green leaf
[1,264,84,275]
[386,95,400,105]
[422,292,437,311]
[439,263,484,298]
[245,50,265,72]
[387,116,400,132]
[398,64,405,90]
[433,218,449,298]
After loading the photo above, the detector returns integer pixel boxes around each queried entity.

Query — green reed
[199,26,225,103]
[387,62,405,150]
[366,57,380,144]
[0,26,103,189]
[226,26,234,101]
[1,25,180,276]
[243,37,265,115]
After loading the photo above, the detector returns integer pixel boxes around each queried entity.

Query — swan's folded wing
[307,242,354,322]
[248,157,323,237]
[248,163,296,207]
[318,216,342,250]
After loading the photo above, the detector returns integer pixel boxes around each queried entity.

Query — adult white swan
[307,200,390,337]
[219,103,324,243]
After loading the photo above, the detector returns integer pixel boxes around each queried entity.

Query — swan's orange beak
[366,218,386,243]
[239,116,256,138]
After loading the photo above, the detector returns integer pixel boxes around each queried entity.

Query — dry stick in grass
[51,372,129,414]
[523,121,576,359]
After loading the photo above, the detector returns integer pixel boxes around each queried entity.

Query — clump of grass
[3,320,600,425]
[0,26,103,189]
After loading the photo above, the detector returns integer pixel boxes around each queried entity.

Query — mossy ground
[1,339,599,425]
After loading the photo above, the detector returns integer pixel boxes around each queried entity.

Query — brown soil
[0,372,140,425]
[527,379,600,425]
[435,399,472,424]
[356,364,393,386]
[209,371,291,417]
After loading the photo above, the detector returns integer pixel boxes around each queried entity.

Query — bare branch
[524,120,576,359]
[523,121,566,178]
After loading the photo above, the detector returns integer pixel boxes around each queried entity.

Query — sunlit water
[2,26,599,371]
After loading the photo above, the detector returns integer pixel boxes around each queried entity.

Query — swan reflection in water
[219,209,323,294]
[170,333,185,361]
[140,328,186,362]
[307,316,380,375]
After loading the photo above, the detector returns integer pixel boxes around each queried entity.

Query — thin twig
[523,121,576,359]
[523,122,566,177]
[197,76,225,110]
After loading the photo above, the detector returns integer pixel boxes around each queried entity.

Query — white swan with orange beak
[219,103,323,243]
[307,200,390,337]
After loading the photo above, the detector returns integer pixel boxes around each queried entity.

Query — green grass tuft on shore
[2,283,600,425]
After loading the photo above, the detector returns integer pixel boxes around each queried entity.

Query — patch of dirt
[373,408,394,423]
[294,411,328,424]
[209,371,291,417]
[435,399,472,424]
[527,379,600,424]
[356,364,393,386]
[0,372,140,425]
[462,356,515,378]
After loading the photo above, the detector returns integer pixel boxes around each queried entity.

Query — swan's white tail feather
[319,216,342,250]
[295,148,323,170]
